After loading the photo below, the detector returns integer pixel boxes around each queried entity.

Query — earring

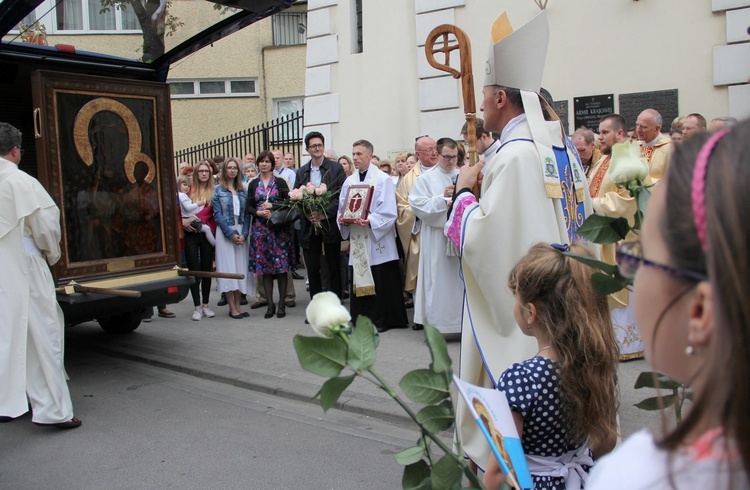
[685,344,695,356]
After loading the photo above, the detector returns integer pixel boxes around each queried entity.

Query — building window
[273,97,303,142]
[272,11,307,46]
[169,79,259,99]
[58,0,141,31]
[12,0,142,33]
[351,0,362,54]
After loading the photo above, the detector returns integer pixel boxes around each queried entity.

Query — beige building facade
[167,2,307,152]
[303,0,748,157]
[7,0,308,154]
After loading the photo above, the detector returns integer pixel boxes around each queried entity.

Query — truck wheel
[98,311,142,334]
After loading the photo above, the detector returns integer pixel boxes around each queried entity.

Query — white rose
[305,291,351,338]
[608,141,649,186]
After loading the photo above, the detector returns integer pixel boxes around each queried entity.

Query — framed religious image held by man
[341,184,374,223]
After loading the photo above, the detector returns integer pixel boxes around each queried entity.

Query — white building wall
[306,0,742,157]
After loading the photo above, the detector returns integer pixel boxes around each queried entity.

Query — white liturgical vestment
[445,115,593,470]
[408,166,461,334]
[0,157,74,423]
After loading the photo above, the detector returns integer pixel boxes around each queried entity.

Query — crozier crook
[425,25,478,168]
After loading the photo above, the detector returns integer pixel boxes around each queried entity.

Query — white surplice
[0,157,74,423]
[408,166,462,334]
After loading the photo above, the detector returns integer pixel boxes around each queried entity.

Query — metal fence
[174,111,304,167]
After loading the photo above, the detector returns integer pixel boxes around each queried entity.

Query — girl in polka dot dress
[483,243,620,490]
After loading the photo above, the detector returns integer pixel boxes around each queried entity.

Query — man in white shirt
[271,149,296,188]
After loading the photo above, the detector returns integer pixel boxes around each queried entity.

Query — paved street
[3,274,677,487]
[1,347,415,489]
[65,277,673,437]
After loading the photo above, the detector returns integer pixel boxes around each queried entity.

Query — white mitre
[483,11,581,200]
[483,11,548,92]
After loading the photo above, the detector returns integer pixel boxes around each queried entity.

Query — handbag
[269,207,299,230]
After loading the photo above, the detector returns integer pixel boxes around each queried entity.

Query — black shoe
[292,270,304,280]
[250,301,267,309]
[342,291,350,299]
[304,319,309,324]
[229,312,244,320]
[277,302,286,318]
[264,304,276,319]
[217,294,228,307]
[34,417,82,429]
[0,416,16,423]
[404,298,414,309]
[412,323,424,331]
[240,294,248,305]
[285,300,296,308]
[376,325,391,333]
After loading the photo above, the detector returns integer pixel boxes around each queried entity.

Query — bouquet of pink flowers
[287,182,335,235]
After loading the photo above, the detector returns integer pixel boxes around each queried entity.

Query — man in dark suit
[296,132,346,299]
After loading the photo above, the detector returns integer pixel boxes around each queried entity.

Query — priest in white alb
[443,12,593,470]
[338,139,408,333]
[408,137,462,336]
[0,122,81,429]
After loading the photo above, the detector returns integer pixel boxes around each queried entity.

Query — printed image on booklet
[453,375,533,490]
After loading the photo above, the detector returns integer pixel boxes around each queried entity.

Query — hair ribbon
[691,129,730,252]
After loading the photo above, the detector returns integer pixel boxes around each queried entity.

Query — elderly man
[395,136,438,310]
[243,153,256,164]
[0,122,81,429]
[636,108,672,182]
[338,140,408,333]
[682,113,707,140]
[444,12,591,470]
[408,137,462,337]
[571,128,601,178]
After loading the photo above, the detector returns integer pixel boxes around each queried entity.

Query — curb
[76,337,417,427]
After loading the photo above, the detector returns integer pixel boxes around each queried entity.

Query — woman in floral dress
[245,151,296,319]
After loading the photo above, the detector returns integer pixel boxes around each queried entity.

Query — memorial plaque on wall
[618,89,678,133]
[574,94,614,131]
[552,100,569,135]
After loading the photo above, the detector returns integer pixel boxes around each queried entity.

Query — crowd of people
[168,100,747,488]
[2,7,750,488]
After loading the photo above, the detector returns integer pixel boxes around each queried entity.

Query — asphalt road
[0,345,419,490]
[2,277,677,489]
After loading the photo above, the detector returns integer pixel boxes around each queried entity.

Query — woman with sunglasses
[588,122,750,488]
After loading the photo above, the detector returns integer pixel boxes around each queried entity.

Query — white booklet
[453,375,533,490]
